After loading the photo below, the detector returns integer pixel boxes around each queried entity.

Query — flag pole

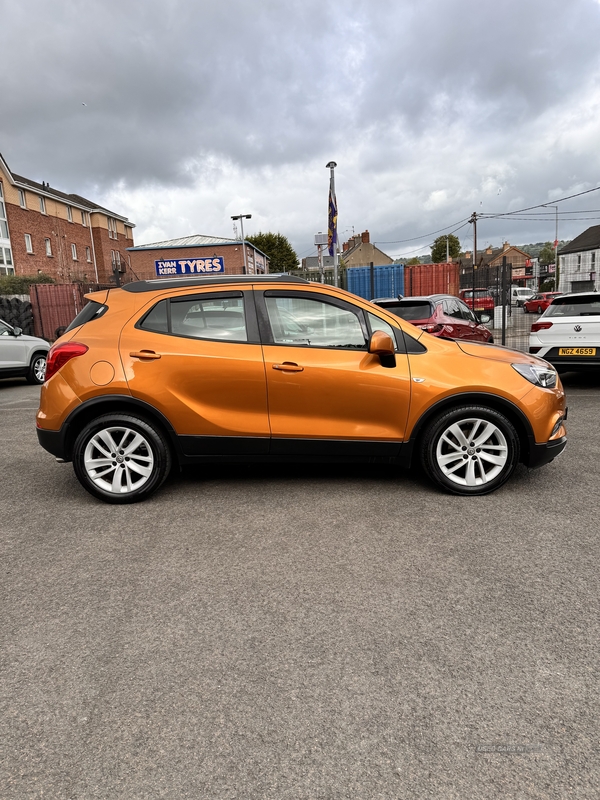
[326,161,338,287]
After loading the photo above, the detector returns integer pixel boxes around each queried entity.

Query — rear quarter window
[64,300,108,333]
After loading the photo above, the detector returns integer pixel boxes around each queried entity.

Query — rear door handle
[272,362,304,372]
[130,350,162,360]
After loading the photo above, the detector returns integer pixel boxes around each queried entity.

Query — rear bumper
[37,426,70,461]
[526,436,567,469]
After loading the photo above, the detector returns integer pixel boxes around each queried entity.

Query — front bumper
[526,435,567,469]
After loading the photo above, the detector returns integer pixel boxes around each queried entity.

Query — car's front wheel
[420,406,520,495]
[26,352,47,384]
[72,414,172,504]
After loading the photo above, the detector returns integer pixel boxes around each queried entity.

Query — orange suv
[36,275,567,503]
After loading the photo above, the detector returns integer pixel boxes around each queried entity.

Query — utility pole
[231,214,252,274]
[469,211,478,302]
[446,234,449,263]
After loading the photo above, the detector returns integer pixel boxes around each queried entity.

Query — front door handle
[130,350,162,360]
[272,362,304,372]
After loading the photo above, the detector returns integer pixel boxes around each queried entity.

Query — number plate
[558,347,596,356]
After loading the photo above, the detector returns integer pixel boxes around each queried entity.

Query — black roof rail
[121,273,309,293]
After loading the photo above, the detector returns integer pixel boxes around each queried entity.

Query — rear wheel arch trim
[408,392,534,463]
[61,395,180,460]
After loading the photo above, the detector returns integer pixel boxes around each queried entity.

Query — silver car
[0,318,49,384]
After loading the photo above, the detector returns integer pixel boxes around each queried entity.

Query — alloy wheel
[34,356,47,383]
[435,417,508,488]
[83,426,155,494]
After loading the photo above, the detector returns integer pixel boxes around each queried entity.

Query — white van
[511,286,535,307]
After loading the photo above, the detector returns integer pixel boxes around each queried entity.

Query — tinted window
[266,296,365,348]
[0,320,12,336]
[545,296,600,317]
[383,301,433,321]
[140,299,168,333]
[64,300,107,333]
[171,297,247,341]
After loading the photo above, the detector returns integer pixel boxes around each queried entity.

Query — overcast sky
[3,0,600,260]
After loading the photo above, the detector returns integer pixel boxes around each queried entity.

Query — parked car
[523,292,562,314]
[458,288,495,314]
[0,318,49,384]
[373,295,493,343]
[529,291,600,371]
[37,274,566,503]
[511,286,535,307]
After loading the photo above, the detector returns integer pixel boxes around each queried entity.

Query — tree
[538,242,556,265]
[405,257,422,266]
[430,234,461,263]
[245,232,298,273]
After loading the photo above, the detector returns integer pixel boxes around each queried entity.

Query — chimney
[503,241,510,251]
[486,246,493,254]
[361,230,370,243]
[464,250,472,259]
[343,241,349,252]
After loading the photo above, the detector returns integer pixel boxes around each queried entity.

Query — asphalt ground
[1,374,599,799]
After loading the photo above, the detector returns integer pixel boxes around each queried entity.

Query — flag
[328,177,337,258]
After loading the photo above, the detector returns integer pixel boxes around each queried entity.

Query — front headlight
[512,362,557,388]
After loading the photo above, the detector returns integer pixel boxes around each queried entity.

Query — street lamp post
[326,161,338,287]
[231,214,252,274]
[542,205,559,291]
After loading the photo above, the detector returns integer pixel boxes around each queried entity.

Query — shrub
[0,273,56,295]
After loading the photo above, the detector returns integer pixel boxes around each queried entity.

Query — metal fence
[29,283,111,341]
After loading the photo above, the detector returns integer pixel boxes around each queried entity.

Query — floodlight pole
[542,204,559,290]
[231,214,252,274]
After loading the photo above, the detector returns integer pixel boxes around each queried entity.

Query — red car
[458,288,495,314]
[373,295,493,342]
[523,292,562,314]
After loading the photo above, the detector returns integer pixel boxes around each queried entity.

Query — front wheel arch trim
[407,392,534,467]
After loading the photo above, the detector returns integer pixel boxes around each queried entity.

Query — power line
[479,184,600,218]
[374,218,470,245]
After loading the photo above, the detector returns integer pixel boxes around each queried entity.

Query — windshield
[545,295,600,317]
[462,290,489,298]
[383,301,433,320]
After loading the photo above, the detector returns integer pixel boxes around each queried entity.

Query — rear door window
[137,292,250,342]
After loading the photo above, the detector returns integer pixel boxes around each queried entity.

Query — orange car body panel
[36,279,566,455]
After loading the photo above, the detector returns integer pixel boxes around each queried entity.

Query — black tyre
[523,305,528,314]
[420,405,520,496]
[72,414,172,504]
[26,352,47,385]
[488,336,494,343]
[537,305,543,314]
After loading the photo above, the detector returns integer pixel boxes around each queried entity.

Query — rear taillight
[45,342,89,381]
[531,321,553,332]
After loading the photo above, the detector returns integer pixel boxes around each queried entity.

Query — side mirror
[13,326,22,336]
[479,314,491,324]
[368,330,396,368]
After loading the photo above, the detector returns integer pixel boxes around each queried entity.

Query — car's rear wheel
[73,414,172,504]
[420,406,520,496]
[26,352,47,385]
[523,305,529,314]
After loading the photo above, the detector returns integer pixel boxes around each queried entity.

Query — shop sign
[155,257,225,276]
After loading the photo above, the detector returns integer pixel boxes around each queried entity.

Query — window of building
[85,246,92,262]
[0,185,9,239]
[18,189,26,209]
[592,252,596,267]
[108,217,118,239]
[81,210,87,226]
[67,205,73,222]
[45,238,52,256]
[0,247,14,275]
[71,243,78,261]
[25,234,33,253]
[39,196,46,214]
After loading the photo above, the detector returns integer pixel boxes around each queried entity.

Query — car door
[457,299,489,341]
[256,289,411,455]
[119,288,270,455]
[442,298,470,339]
[0,320,29,369]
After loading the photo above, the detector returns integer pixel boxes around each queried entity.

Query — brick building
[127,235,269,280]
[341,230,393,267]
[0,153,135,284]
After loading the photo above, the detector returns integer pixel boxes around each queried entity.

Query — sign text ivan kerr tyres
[155,257,225,276]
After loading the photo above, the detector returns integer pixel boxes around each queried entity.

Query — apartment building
[0,153,135,284]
